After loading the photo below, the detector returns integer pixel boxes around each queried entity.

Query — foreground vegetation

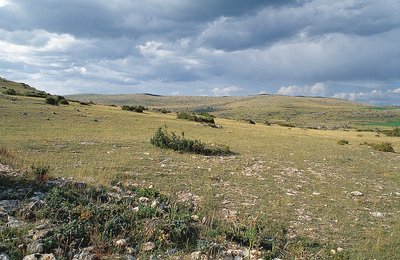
[1,78,400,259]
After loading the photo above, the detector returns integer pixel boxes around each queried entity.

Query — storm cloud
[0,0,399,104]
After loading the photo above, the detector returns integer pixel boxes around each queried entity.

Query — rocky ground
[0,164,275,260]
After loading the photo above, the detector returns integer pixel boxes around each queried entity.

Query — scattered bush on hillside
[3,88,17,95]
[372,142,395,153]
[45,95,69,106]
[361,141,395,153]
[25,90,49,98]
[150,127,232,156]
[382,127,400,137]
[276,121,295,128]
[45,96,57,105]
[153,108,171,114]
[177,112,215,124]
[337,140,349,145]
[122,105,146,113]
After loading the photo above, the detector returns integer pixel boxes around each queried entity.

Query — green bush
[122,105,146,113]
[177,112,215,124]
[57,97,69,105]
[337,140,349,145]
[45,95,69,105]
[372,142,395,153]
[382,127,400,137]
[45,96,57,105]
[25,91,48,98]
[3,88,17,95]
[150,127,232,156]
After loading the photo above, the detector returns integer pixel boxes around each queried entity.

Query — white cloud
[212,85,242,96]
[277,82,327,96]
[333,89,400,105]
[0,0,10,8]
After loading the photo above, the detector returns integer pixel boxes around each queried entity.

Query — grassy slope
[1,81,400,258]
[68,93,400,128]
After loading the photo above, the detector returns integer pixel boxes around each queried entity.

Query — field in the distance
[69,93,400,129]
[1,79,400,258]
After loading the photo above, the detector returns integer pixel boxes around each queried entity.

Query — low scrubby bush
[177,112,215,124]
[45,96,57,105]
[154,108,171,114]
[122,105,146,113]
[150,127,232,156]
[382,127,400,137]
[337,139,349,145]
[45,95,69,105]
[3,88,17,95]
[372,142,395,153]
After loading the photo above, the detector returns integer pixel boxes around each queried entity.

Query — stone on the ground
[0,252,11,260]
[142,242,155,251]
[350,191,363,196]
[27,241,44,254]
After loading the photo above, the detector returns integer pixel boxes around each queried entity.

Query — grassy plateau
[1,77,400,259]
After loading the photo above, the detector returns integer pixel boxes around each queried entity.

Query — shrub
[3,88,17,95]
[382,127,400,137]
[177,112,215,124]
[372,142,395,153]
[154,108,171,114]
[32,166,50,183]
[58,98,69,105]
[45,95,69,105]
[277,121,295,127]
[122,105,146,113]
[150,127,232,156]
[337,140,349,145]
[45,96,57,105]
[25,91,49,98]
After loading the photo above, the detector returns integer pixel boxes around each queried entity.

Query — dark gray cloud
[0,0,399,104]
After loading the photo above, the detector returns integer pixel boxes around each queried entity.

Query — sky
[0,0,399,105]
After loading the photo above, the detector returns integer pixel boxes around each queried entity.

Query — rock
[337,247,344,252]
[350,191,363,196]
[370,211,385,217]
[150,200,158,208]
[132,206,139,213]
[27,241,44,254]
[191,215,200,222]
[72,248,96,260]
[124,255,135,260]
[0,200,19,212]
[191,251,201,260]
[139,197,149,203]
[33,229,53,241]
[6,216,26,228]
[0,252,11,260]
[142,242,155,251]
[115,238,128,247]
[21,201,44,220]
[0,209,8,221]
[23,253,56,260]
[226,249,245,257]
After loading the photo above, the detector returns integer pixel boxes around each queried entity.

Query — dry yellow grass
[1,91,400,258]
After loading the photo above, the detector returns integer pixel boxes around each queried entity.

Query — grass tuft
[150,127,232,156]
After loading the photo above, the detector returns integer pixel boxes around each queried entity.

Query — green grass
[1,79,400,258]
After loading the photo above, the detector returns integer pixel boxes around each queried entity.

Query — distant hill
[0,77,49,98]
[68,93,400,129]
